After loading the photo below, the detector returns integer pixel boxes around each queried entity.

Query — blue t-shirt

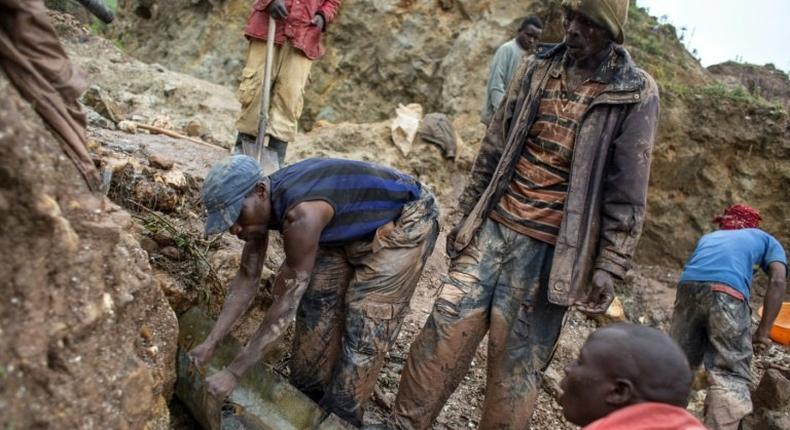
[679,229,787,299]
[269,158,422,246]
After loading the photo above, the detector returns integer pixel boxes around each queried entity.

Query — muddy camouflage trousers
[288,190,439,426]
[392,218,567,429]
[670,282,753,430]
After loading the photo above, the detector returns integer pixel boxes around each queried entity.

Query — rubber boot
[268,136,289,167]
[234,132,256,155]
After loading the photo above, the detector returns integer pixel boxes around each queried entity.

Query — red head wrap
[713,204,762,230]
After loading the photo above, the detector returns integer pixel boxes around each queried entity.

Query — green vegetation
[136,209,220,306]
[695,83,785,116]
[700,82,762,105]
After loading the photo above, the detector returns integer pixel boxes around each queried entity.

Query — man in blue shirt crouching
[670,204,787,430]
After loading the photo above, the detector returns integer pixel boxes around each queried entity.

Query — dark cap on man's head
[519,15,544,32]
[202,155,263,236]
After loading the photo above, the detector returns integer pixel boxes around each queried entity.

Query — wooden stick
[132,122,227,151]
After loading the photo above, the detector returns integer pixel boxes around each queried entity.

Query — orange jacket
[244,0,341,60]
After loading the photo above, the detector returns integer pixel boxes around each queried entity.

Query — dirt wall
[0,73,178,429]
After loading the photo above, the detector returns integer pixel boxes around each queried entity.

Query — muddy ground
[91,122,789,429]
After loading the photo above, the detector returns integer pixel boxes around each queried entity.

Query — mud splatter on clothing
[288,189,439,426]
[670,281,753,430]
[392,218,567,429]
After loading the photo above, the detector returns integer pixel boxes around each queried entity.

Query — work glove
[267,0,288,20]
[312,13,325,31]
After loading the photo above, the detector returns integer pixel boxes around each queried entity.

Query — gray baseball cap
[202,155,263,236]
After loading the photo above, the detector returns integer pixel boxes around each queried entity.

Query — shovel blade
[257,146,280,176]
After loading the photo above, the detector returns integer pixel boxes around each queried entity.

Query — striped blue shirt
[269,158,422,245]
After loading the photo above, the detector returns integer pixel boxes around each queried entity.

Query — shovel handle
[255,16,277,148]
[75,0,115,24]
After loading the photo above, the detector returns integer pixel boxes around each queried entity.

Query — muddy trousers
[670,282,753,430]
[289,191,440,427]
[392,218,567,430]
[235,39,312,142]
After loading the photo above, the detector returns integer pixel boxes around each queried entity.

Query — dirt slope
[0,72,177,429]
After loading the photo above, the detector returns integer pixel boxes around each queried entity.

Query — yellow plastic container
[758,302,790,345]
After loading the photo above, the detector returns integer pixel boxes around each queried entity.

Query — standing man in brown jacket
[387,0,659,428]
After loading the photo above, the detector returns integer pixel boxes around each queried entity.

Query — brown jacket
[454,43,659,306]
[0,0,100,191]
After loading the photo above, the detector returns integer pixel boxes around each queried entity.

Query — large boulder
[0,73,178,428]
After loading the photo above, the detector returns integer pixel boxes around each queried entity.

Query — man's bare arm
[755,261,787,346]
[188,234,268,367]
[205,201,332,398]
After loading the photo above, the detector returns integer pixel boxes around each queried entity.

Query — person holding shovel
[189,155,439,426]
[234,0,342,169]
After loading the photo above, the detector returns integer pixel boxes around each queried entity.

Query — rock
[160,246,183,260]
[158,169,189,190]
[753,368,790,411]
[149,154,175,170]
[210,249,244,286]
[142,396,171,430]
[121,357,156,419]
[81,85,125,123]
[134,180,179,212]
[155,272,197,314]
[0,72,177,429]
[139,236,160,254]
[151,115,174,131]
[541,366,564,400]
[118,120,138,134]
[163,84,178,97]
[587,296,627,325]
[85,107,117,130]
[185,119,204,137]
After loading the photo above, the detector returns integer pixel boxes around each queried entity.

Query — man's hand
[267,0,287,20]
[576,270,615,314]
[206,369,239,401]
[312,13,325,31]
[187,342,215,369]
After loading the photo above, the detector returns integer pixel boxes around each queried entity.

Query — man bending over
[189,155,439,426]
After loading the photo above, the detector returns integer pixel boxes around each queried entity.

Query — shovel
[242,15,280,175]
